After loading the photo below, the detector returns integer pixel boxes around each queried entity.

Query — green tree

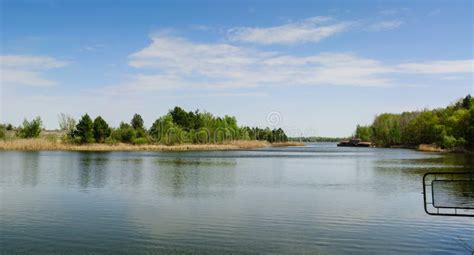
[17,117,43,138]
[130,113,147,139]
[93,116,111,143]
[462,94,472,109]
[74,114,94,144]
[355,125,373,141]
[0,124,5,140]
[111,123,136,143]
[170,106,191,129]
[131,113,144,130]
[371,114,401,147]
[352,94,474,151]
[149,114,181,145]
[466,107,474,149]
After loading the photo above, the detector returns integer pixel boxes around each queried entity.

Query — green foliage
[242,127,288,143]
[131,113,145,130]
[105,136,119,145]
[466,107,474,149]
[6,124,13,131]
[149,114,181,145]
[12,107,289,146]
[132,137,149,145]
[355,94,474,150]
[0,124,5,140]
[371,114,401,147]
[148,107,289,144]
[111,123,136,143]
[130,113,148,139]
[355,125,373,141]
[74,114,94,144]
[462,94,472,109]
[93,116,111,143]
[16,117,43,138]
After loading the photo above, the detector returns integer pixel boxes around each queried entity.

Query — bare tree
[58,113,76,133]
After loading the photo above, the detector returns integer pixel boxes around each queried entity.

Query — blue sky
[1,0,473,137]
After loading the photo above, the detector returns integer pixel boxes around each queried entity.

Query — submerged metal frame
[423,172,474,217]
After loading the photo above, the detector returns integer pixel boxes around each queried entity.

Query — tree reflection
[153,157,237,197]
[78,153,109,189]
[21,152,40,187]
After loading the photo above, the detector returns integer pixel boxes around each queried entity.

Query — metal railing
[423,172,474,217]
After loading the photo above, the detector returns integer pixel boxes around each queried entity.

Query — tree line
[354,95,474,151]
[289,136,343,142]
[1,106,288,145]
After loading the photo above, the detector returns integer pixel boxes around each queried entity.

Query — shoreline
[390,144,472,154]
[0,139,305,152]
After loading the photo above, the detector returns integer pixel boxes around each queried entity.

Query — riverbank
[0,138,305,152]
[387,143,472,154]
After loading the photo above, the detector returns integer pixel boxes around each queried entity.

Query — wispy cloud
[398,60,474,74]
[0,55,69,86]
[368,20,403,31]
[227,16,351,45]
[102,34,474,95]
[378,9,399,16]
[105,34,396,94]
[190,24,211,31]
[80,44,105,52]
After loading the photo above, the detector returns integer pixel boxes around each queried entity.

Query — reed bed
[417,144,447,152]
[0,138,288,152]
[270,141,305,147]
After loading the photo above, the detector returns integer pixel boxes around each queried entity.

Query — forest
[354,95,474,151]
[0,107,288,145]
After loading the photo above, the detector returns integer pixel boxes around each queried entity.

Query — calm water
[1,143,473,254]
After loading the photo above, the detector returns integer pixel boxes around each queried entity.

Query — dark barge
[337,139,372,147]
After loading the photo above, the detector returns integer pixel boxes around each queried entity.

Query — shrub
[0,124,5,140]
[16,117,43,138]
[111,123,136,143]
[105,137,118,145]
[132,137,149,145]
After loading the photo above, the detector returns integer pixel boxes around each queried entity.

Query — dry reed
[0,138,291,152]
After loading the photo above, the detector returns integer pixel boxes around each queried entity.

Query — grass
[0,138,304,152]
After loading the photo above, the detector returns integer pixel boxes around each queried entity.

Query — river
[0,143,473,254]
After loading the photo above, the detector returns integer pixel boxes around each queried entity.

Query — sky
[1,0,473,137]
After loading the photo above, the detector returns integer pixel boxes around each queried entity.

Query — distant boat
[337,138,372,147]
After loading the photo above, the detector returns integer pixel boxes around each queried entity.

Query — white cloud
[80,44,105,52]
[398,60,474,74]
[104,34,474,95]
[113,34,397,94]
[227,16,351,45]
[0,55,68,69]
[0,55,69,87]
[368,20,403,31]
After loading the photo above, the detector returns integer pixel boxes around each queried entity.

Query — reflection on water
[154,158,238,197]
[0,144,473,254]
[78,153,109,189]
[433,180,474,208]
[21,152,41,187]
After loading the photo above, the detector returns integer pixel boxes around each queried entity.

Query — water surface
[1,143,473,254]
